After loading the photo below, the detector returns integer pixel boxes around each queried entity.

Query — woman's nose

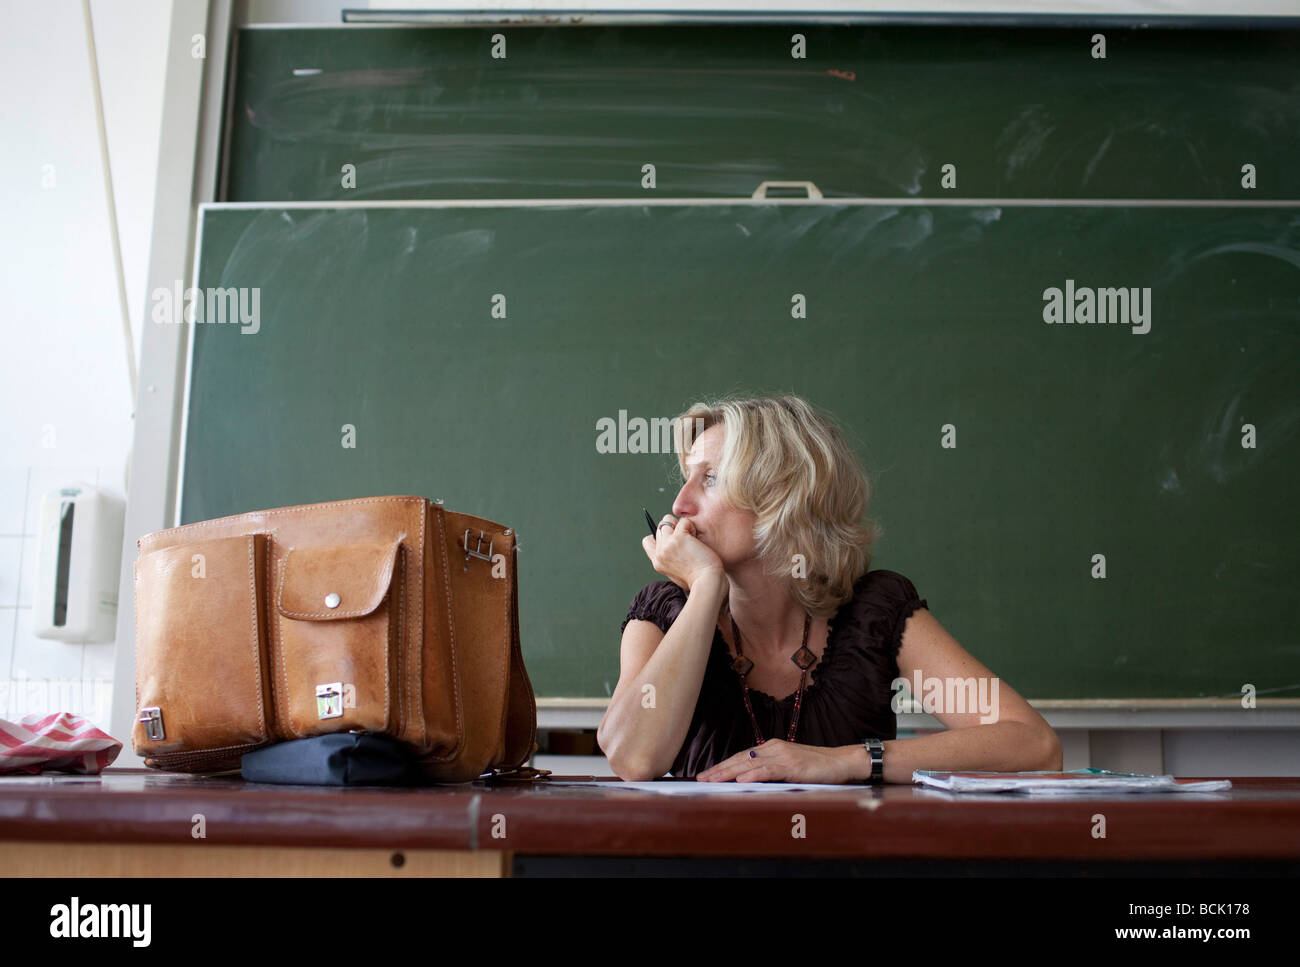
[671,483,694,518]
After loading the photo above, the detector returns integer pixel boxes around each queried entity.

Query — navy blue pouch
[240,733,419,786]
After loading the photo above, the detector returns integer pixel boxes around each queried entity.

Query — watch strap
[862,737,884,784]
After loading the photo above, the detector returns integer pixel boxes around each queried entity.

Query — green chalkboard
[183,201,1300,701]
[222,23,1300,202]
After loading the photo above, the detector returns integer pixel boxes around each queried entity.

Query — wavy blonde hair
[673,394,883,618]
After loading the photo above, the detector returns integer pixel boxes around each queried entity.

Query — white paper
[911,769,1233,795]
[544,779,868,794]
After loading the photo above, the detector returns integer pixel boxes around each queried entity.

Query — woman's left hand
[696,740,850,784]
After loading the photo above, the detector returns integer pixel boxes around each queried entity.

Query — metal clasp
[461,529,494,563]
[316,682,343,719]
[138,706,164,741]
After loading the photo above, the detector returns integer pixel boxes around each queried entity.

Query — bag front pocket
[274,538,403,739]
[134,533,272,760]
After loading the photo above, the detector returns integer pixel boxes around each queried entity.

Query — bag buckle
[483,765,552,784]
[461,529,494,563]
[138,706,164,740]
[316,682,344,719]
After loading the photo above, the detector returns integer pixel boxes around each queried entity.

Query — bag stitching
[133,559,141,745]
[389,543,399,733]
[136,496,424,548]
[247,535,267,740]
[267,536,278,737]
[493,539,511,765]
[408,501,426,743]
[439,507,464,762]
[150,742,268,755]
[276,556,296,737]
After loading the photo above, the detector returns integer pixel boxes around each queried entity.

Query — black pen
[643,507,658,538]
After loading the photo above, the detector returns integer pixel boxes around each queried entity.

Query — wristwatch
[861,738,884,784]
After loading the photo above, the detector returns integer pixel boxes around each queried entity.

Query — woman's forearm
[837,722,1062,784]
[599,572,729,780]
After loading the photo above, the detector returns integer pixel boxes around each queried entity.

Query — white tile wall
[0,609,14,718]
[15,537,36,609]
[1,0,169,734]
[11,607,83,684]
[0,538,22,607]
[0,469,29,536]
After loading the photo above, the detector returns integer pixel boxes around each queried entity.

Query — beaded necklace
[728,611,817,745]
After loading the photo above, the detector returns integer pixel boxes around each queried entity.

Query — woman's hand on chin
[641,515,725,593]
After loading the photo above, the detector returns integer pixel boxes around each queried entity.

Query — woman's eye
[704,473,717,487]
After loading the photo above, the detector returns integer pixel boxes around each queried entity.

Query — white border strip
[248,13,1300,29]
[172,206,206,528]
[201,197,1300,210]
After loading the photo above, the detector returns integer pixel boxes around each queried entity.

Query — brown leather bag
[132,495,539,781]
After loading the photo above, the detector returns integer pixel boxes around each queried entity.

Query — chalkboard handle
[751,181,823,201]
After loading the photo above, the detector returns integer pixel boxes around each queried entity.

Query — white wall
[0,0,170,727]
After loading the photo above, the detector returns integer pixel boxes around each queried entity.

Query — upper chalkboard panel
[221,23,1300,202]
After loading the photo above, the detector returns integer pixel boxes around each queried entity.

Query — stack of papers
[912,768,1232,794]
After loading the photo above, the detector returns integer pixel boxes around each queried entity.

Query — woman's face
[672,424,757,568]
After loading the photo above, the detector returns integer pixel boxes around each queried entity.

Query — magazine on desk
[912,768,1232,794]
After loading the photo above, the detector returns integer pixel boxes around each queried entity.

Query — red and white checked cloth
[0,712,121,775]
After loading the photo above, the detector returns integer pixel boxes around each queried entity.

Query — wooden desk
[1,770,1297,877]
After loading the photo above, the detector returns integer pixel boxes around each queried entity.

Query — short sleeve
[620,580,688,636]
[873,570,929,657]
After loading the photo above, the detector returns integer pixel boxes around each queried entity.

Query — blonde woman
[597,394,1062,783]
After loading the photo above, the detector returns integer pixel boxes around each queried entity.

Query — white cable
[82,0,138,405]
